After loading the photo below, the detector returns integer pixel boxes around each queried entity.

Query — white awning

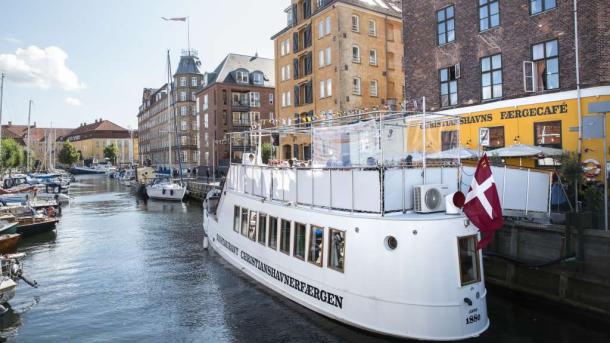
[487,144,564,158]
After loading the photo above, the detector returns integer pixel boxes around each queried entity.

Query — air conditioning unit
[413,184,450,213]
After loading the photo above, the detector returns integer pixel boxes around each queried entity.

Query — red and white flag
[463,154,503,249]
[161,17,187,22]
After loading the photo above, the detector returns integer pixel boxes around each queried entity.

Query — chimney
[8,121,11,125]
[33,121,36,128]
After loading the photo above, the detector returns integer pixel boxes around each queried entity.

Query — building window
[481,54,502,100]
[352,45,360,63]
[236,70,249,84]
[458,235,481,286]
[204,113,208,128]
[280,219,291,254]
[534,121,562,148]
[257,213,267,245]
[369,49,377,66]
[240,208,249,236]
[180,135,188,145]
[180,77,186,87]
[180,91,187,101]
[325,47,331,65]
[370,80,378,97]
[181,120,188,131]
[353,78,361,95]
[280,39,290,56]
[441,130,459,151]
[481,126,505,150]
[320,80,326,98]
[440,65,458,107]
[248,211,257,241]
[326,16,331,34]
[180,150,188,163]
[326,79,332,97]
[479,0,499,31]
[351,15,360,32]
[203,94,208,110]
[318,19,325,38]
[191,77,197,86]
[328,229,345,272]
[368,19,377,36]
[530,0,556,15]
[233,206,240,232]
[532,39,559,91]
[249,92,261,107]
[309,225,324,266]
[319,49,326,67]
[181,106,187,116]
[269,216,278,250]
[294,223,306,260]
[437,5,455,45]
[252,72,264,85]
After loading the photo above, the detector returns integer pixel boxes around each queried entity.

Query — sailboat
[146,51,187,201]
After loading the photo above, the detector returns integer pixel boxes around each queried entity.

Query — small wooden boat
[0,234,20,254]
[16,216,59,237]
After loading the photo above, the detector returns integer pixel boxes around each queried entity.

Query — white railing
[227,164,552,217]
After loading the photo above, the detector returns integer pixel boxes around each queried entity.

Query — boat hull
[16,219,59,237]
[0,234,20,254]
[145,185,186,201]
[0,223,18,235]
[69,167,106,175]
[0,278,17,304]
[204,190,489,341]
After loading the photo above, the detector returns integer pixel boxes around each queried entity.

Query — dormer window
[235,70,249,84]
[252,72,264,85]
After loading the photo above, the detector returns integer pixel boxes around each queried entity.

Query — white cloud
[0,45,85,91]
[65,97,82,106]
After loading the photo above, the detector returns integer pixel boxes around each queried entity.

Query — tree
[261,142,273,164]
[1,138,24,170]
[58,141,80,166]
[104,143,119,164]
[559,152,583,213]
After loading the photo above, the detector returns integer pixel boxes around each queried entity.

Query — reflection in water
[0,175,608,342]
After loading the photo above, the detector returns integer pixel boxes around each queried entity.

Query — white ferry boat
[203,111,490,340]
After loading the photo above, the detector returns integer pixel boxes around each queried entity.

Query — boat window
[257,213,267,245]
[328,229,345,272]
[240,208,249,237]
[294,223,306,260]
[280,219,291,255]
[458,235,481,286]
[308,225,324,267]
[233,206,240,233]
[269,216,278,249]
[248,211,257,241]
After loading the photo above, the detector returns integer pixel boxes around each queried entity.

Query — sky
[0,0,288,130]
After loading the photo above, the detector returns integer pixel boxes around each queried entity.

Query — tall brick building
[272,0,404,160]
[402,0,610,168]
[196,54,275,166]
[138,50,202,169]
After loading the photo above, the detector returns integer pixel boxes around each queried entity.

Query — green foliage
[1,139,24,169]
[103,143,119,164]
[488,152,504,167]
[58,141,80,166]
[582,181,603,212]
[261,143,272,164]
[559,152,583,184]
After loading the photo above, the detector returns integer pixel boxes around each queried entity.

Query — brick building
[271,0,404,160]
[138,50,202,169]
[196,54,275,166]
[402,0,610,168]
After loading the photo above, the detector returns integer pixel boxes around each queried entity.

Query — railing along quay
[185,177,222,201]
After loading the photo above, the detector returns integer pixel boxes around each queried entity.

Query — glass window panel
[438,34,446,45]
[493,84,503,98]
[447,29,455,42]
[241,208,249,236]
[309,226,324,266]
[438,23,445,34]
[446,6,454,18]
[269,217,278,249]
[490,14,500,27]
[531,0,542,14]
[449,80,457,93]
[328,229,345,271]
[547,74,559,89]
[546,40,558,57]
[440,69,448,81]
[481,57,491,72]
[482,86,492,100]
[479,0,487,5]
[458,236,480,285]
[493,70,502,84]
[280,219,291,254]
[233,206,240,232]
[492,54,502,69]
[490,1,499,14]
[437,10,445,22]
[480,6,488,18]
[440,83,448,95]
[294,223,306,259]
[447,18,455,31]
[533,43,544,60]
[450,93,458,105]
[258,214,267,245]
[545,0,556,10]
[441,95,449,107]
[248,212,257,241]
[482,73,491,86]
[547,57,559,73]
[480,19,488,31]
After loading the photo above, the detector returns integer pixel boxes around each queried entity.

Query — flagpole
[187,16,191,54]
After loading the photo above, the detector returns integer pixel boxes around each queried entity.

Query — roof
[175,54,202,75]
[271,0,402,39]
[200,53,275,91]
[67,119,127,137]
[2,125,74,143]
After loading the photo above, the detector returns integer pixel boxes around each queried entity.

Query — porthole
[385,236,398,250]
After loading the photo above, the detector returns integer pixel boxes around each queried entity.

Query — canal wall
[186,179,218,201]
[484,221,610,317]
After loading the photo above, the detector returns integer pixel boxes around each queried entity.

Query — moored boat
[0,234,20,254]
[0,221,18,235]
[16,216,59,237]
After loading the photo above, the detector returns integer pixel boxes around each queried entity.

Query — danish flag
[463,154,503,249]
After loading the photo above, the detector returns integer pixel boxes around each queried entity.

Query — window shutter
[454,63,461,79]
[293,32,299,52]
[523,61,535,92]
[292,4,298,25]
[294,86,300,106]
[293,58,299,79]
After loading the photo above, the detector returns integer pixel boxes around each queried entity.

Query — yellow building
[271,0,404,160]
[64,119,138,165]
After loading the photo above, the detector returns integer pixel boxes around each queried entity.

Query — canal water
[1,176,609,342]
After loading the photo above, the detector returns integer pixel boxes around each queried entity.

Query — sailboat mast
[166,50,173,175]
[27,99,32,172]
[0,73,4,169]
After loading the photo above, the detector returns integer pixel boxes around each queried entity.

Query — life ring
[582,158,602,178]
